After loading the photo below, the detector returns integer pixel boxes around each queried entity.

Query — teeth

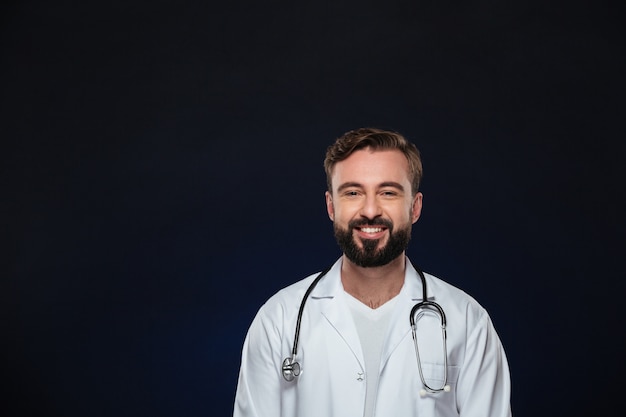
[361,227,383,233]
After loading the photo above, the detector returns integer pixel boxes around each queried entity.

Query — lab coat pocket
[419,362,460,389]
[417,363,461,416]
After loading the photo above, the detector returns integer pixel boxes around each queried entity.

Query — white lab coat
[234,257,512,417]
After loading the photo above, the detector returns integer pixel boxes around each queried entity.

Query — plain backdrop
[2,1,625,416]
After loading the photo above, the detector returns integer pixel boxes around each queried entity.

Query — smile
[359,227,384,233]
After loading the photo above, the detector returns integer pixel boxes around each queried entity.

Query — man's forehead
[330,149,411,188]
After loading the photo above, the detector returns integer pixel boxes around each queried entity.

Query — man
[234,128,512,417]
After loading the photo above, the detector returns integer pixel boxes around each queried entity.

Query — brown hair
[324,127,423,195]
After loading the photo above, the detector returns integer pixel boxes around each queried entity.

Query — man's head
[324,127,423,197]
[324,128,424,267]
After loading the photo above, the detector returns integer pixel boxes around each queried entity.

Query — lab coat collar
[380,258,430,370]
[310,257,363,369]
[404,258,433,302]
[308,256,431,301]
[309,257,343,299]
[308,256,432,372]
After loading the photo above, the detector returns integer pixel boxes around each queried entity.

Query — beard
[333,217,412,267]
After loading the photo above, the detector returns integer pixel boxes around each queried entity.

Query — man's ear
[325,191,334,221]
[411,192,423,224]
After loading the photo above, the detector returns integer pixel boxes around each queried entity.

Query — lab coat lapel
[380,259,424,371]
[311,259,365,369]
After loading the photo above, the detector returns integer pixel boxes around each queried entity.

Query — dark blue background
[2,1,624,416]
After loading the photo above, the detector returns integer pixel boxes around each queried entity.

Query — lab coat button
[357,372,364,381]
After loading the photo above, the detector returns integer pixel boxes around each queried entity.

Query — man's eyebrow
[379,181,406,191]
[336,182,363,193]
[336,181,406,192]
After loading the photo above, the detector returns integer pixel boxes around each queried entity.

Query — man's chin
[354,236,385,249]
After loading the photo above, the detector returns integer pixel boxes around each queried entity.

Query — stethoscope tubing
[291,266,332,357]
[282,263,450,395]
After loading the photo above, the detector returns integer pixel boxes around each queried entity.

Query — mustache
[348,218,393,230]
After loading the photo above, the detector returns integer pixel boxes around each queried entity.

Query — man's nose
[359,194,383,219]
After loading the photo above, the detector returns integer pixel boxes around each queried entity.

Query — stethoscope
[281,264,451,396]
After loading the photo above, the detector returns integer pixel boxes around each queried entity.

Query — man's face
[325,148,422,267]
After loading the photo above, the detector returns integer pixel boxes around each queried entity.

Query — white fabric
[345,291,398,417]
[234,257,512,417]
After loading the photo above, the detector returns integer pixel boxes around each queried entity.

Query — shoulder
[423,272,490,327]
[253,271,323,324]
[425,273,478,303]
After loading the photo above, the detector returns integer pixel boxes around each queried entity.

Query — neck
[340,254,406,309]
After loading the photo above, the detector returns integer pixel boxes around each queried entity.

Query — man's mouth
[359,227,385,234]
[348,219,393,240]
[354,225,388,239]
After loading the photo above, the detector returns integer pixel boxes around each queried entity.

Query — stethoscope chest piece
[282,357,300,381]
[281,264,450,395]
[281,267,331,382]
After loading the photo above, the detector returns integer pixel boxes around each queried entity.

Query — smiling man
[326,145,421,308]
[234,128,512,417]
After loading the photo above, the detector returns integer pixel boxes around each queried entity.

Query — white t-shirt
[345,292,398,417]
